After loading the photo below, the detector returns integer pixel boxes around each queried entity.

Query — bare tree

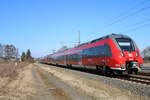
[142,46,150,61]
[142,49,148,57]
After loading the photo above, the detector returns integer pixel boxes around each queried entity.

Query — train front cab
[109,36,143,74]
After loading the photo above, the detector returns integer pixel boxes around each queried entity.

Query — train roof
[51,33,131,55]
[90,33,130,43]
[78,33,130,47]
[106,33,130,39]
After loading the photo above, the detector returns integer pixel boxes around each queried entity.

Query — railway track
[137,71,150,76]
[44,63,150,86]
[117,74,150,85]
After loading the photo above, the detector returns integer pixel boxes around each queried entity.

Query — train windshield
[116,38,135,52]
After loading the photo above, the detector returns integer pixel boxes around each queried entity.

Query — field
[0,62,149,100]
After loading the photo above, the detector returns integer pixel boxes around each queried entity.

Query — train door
[102,44,108,67]
[78,50,82,65]
[64,55,67,65]
[102,44,113,73]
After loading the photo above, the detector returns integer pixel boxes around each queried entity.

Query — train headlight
[120,52,124,57]
[121,64,125,69]
[136,52,138,57]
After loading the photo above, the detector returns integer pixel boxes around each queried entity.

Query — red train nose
[123,51,136,61]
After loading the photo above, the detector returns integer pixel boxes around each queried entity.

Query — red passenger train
[41,34,143,74]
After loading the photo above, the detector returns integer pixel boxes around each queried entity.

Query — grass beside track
[0,62,29,78]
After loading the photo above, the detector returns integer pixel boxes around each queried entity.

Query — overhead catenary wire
[121,22,150,33]
[91,0,150,35]
[119,18,150,33]
[118,18,150,32]
[126,18,150,27]
[110,0,150,22]
[105,0,150,28]
[110,6,150,25]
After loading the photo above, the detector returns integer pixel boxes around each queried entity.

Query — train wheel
[66,64,70,68]
[105,67,115,77]
[96,66,103,73]
[67,64,72,69]
[96,66,101,70]
[133,68,138,74]
[114,71,123,75]
[69,64,72,69]
[128,70,133,74]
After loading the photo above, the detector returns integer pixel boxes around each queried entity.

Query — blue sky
[0,0,150,57]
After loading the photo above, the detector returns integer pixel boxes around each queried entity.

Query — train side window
[82,44,112,58]
[104,44,112,57]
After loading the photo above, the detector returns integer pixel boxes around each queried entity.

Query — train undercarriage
[96,61,142,75]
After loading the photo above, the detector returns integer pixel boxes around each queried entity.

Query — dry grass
[0,62,29,78]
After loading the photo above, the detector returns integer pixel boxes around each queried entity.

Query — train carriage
[43,34,143,74]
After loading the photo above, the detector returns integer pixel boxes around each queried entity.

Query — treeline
[21,49,34,63]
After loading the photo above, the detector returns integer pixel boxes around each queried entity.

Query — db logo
[128,53,133,57]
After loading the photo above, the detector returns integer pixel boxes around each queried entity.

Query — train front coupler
[126,61,139,74]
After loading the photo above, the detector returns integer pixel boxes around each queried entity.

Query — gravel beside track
[40,63,150,98]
